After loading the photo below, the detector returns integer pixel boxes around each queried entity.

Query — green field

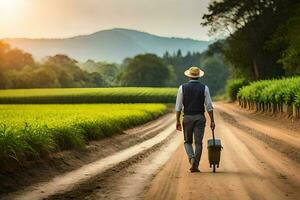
[0,104,167,165]
[0,87,177,104]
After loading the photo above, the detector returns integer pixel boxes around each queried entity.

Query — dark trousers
[183,114,206,167]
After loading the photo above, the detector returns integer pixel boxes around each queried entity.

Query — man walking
[175,66,215,172]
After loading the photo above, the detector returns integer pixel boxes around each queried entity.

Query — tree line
[0,40,230,96]
[0,42,106,88]
[79,45,230,95]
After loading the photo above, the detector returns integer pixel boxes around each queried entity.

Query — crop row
[0,104,167,168]
[0,87,177,104]
[237,77,300,117]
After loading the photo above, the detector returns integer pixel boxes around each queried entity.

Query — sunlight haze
[0,0,211,40]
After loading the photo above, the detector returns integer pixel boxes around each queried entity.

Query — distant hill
[4,28,210,63]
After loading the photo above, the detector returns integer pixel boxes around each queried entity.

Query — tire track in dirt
[0,113,174,195]
[216,102,300,147]
[1,115,177,200]
[218,110,300,163]
[46,131,178,200]
[145,103,300,200]
[75,131,182,200]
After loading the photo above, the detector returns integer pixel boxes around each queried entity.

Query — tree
[96,62,119,86]
[44,54,107,87]
[202,0,294,79]
[161,41,231,95]
[0,41,10,70]
[267,3,300,75]
[0,41,34,70]
[88,72,107,87]
[201,54,230,96]
[0,41,36,88]
[176,49,182,57]
[78,60,119,86]
[0,42,109,88]
[120,54,173,87]
[5,49,34,70]
[31,67,60,87]
[45,54,78,68]
[163,50,202,85]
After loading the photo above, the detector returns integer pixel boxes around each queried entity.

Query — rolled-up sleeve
[204,85,214,112]
[175,86,183,112]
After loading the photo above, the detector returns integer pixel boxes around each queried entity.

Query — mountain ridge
[4,28,210,63]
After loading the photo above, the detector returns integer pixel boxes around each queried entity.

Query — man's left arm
[204,86,215,131]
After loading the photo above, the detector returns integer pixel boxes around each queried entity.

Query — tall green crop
[237,77,300,108]
[0,104,167,165]
[226,78,249,101]
[295,92,300,107]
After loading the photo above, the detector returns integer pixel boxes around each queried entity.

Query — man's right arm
[204,86,215,131]
[208,111,215,131]
[175,86,183,131]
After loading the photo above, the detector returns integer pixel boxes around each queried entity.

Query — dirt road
[145,103,300,200]
[2,102,299,200]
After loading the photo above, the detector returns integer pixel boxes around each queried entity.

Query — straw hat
[184,66,205,78]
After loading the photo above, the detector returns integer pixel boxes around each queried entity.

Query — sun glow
[0,0,24,18]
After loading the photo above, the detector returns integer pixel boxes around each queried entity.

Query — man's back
[182,81,206,115]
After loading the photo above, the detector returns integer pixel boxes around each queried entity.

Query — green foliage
[237,77,300,107]
[202,0,296,79]
[295,92,300,107]
[120,54,173,87]
[163,50,202,85]
[0,40,229,93]
[0,42,107,89]
[0,104,167,165]
[0,87,177,104]
[226,79,249,101]
[78,60,120,86]
[266,3,300,76]
[163,41,231,96]
[277,4,300,75]
[200,42,230,96]
[0,42,34,71]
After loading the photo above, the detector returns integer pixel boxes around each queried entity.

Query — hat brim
[184,69,205,78]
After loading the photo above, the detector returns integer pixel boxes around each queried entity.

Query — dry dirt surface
[145,102,300,200]
[1,102,300,200]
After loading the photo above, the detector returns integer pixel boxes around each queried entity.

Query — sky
[0,0,211,41]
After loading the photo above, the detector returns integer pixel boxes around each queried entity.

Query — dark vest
[182,81,205,115]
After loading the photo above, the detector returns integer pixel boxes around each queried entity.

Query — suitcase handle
[212,131,223,149]
[212,130,216,146]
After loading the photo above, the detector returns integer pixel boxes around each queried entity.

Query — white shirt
[175,80,214,112]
